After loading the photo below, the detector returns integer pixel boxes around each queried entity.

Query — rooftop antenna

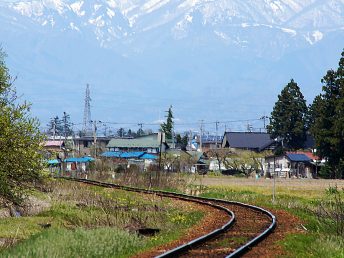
[83,84,92,135]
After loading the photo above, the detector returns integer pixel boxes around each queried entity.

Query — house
[265,152,322,178]
[221,132,277,152]
[106,133,168,154]
[74,136,111,156]
[100,151,157,171]
[44,140,65,152]
[197,135,223,152]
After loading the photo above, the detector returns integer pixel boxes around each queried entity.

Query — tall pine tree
[310,50,344,178]
[161,105,174,140]
[267,79,307,150]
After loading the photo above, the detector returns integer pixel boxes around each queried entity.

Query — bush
[317,186,344,236]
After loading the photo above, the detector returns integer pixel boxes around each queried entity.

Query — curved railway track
[60,177,276,257]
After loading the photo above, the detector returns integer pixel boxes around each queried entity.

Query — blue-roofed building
[64,156,95,173]
[265,152,321,178]
[100,151,158,171]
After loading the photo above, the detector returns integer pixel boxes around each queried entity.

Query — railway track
[60,177,276,257]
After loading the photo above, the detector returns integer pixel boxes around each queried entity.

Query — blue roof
[100,151,145,159]
[120,152,145,158]
[140,153,158,160]
[64,157,95,163]
[286,153,311,162]
[48,159,60,165]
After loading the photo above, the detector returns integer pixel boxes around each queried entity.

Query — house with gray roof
[106,133,168,154]
[221,132,277,152]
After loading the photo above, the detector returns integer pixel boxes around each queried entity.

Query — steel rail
[59,177,276,257]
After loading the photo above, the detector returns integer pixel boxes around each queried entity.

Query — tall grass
[0,227,143,258]
[0,179,205,257]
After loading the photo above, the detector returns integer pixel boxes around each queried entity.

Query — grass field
[0,179,204,257]
[1,175,343,257]
[194,175,344,257]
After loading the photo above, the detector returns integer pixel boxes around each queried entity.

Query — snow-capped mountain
[3,0,344,52]
[0,0,344,129]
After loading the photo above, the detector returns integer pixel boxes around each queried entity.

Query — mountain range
[1,0,344,132]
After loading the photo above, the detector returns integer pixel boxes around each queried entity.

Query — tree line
[268,50,344,179]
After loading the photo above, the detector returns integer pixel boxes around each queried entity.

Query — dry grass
[195,176,344,199]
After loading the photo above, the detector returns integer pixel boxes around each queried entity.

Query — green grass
[0,179,206,257]
[0,227,143,258]
[197,183,344,258]
[280,234,344,258]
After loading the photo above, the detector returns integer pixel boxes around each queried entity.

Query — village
[44,128,324,179]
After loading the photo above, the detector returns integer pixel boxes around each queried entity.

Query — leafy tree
[267,79,308,150]
[161,105,174,140]
[310,50,344,178]
[0,49,44,204]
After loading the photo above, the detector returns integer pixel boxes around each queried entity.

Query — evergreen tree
[310,50,344,178]
[117,128,125,137]
[47,116,63,136]
[0,49,44,204]
[161,105,174,140]
[137,128,144,136]
[267,79,308,150]
[62,112,74,137]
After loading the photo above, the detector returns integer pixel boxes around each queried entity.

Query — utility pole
[260,115,269,132]
[215,121,219,149]
[92,120,101,158]
[199,120,204,152]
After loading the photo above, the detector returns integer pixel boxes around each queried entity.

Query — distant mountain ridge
[3,0,344,53]
[0,0,344,130]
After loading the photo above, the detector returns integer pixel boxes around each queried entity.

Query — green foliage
[0,49,44,204]
[0,180,205,257]
[0,227,143,258]
[46,112,74,137]
[199,182,344,257]
[161,105,174,140]
[281,234,344,258]
[268,79,308,150]
[317,186,344,237]
[176,134,188,150]
[310,50,344,178]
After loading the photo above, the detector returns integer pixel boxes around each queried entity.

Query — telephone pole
[215,121,219,149]
[199,120,204,152]
[91,120,101,158]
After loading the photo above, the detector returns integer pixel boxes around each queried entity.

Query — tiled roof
[287,151,320,161]
[224,132,275,151]
[107,137,160,148]
[286,153,311,162]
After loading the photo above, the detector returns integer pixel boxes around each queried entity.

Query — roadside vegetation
[0,178,204,257]
[194,176,344,258]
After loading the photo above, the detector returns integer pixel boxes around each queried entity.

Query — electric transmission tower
[82,84,92,135]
